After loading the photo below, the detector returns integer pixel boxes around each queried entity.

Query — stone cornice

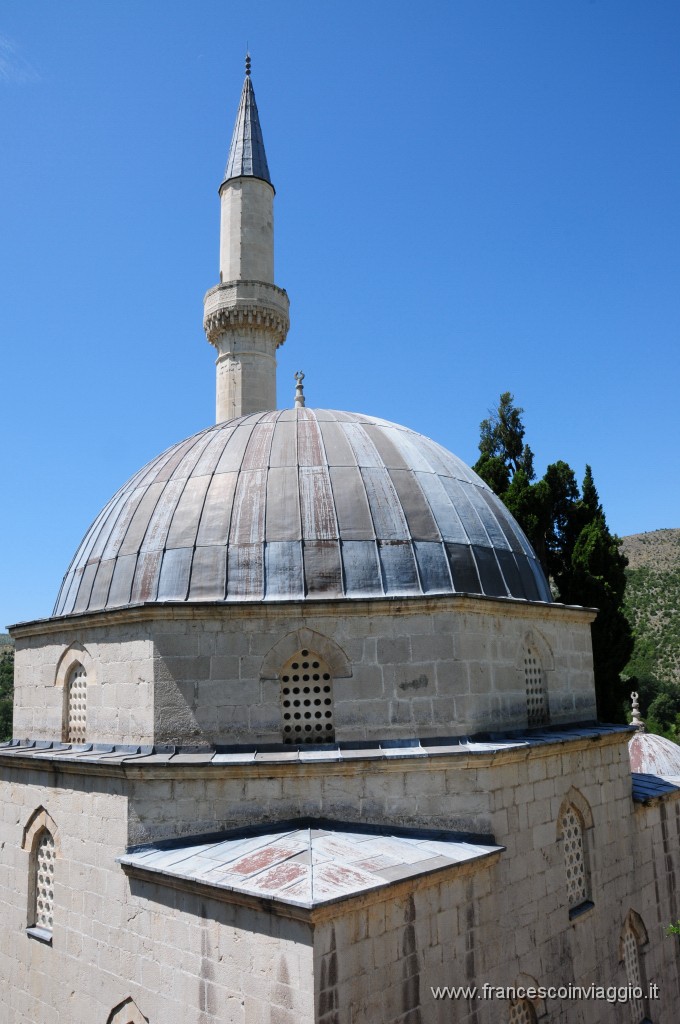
[9,591,597,638]
[0,725,631,780]
[203,305,289,346]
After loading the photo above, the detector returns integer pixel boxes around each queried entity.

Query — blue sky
[1,0,678,628]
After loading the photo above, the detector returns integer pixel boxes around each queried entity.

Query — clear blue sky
[1,0,678,628]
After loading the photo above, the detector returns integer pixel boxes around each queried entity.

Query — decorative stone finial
[631,691,646,733]
[294,371,306,408]
[245,52,251,77]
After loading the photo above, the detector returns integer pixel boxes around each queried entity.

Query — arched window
[22,807,60,943]
[524,645,549,727]
[559,803,589,911]
[620,912,651,1024]
[106,997,149,1024]
[65,662,87,742]
[622,929,646,1022]
[33,830,55,931]
[280,648,334,744]
[509,999,537,1024]
[24,824,57,944]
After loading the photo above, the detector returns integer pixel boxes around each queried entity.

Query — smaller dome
[629,731,680,777]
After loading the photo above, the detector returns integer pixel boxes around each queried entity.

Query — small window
[106,997,150,1024]
[280,648,335,744]
[65,663,87,742]
[509,999,537,1024]
[559,803,589,911]
[622,929,647,1024]
[30,828,55,939]
[524,646,549,727]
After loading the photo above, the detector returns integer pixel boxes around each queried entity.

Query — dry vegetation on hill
[622,529,680,736]
[622,528,680,687]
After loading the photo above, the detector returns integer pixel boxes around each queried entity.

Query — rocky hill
[622,528,680,686]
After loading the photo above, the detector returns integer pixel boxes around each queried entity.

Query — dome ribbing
[54,409,551,615]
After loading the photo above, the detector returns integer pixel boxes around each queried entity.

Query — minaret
[203,55,290,421]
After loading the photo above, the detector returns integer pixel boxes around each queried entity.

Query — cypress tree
[474,396,632,721]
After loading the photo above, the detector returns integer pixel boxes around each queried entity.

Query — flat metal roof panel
[188,546,227,601]
[265,467,301,542]
[328,466,375,541]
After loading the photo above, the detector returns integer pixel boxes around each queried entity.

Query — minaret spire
[203,57,289,422]
[222,54,271,187]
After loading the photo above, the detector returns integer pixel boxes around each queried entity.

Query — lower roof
[118,820,503,911]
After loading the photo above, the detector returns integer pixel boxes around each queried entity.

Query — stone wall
[11,595,596,747]
[11,624,155,743]
[310,733,680,1023]
[1,728,679,1023]
[0,759,314,1024]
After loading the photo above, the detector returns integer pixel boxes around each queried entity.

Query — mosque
[1,59,679,1024]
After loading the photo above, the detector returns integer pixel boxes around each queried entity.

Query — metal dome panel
[53,409,552,615]
[629,732,680,777]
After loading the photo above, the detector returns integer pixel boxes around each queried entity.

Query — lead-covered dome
[54,409,551,615]
[629,731,680,777]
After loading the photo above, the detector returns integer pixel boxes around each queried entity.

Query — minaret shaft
[204,64,288,422]
[220,177,274,283]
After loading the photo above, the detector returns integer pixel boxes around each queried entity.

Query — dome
[629,731,680,777]
[54,409,551,615]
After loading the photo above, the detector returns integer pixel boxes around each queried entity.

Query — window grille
[560,804,588,907]
[66,664,87,743]
[280,649,334,744]
[622,929,646,1023]
[33,830,55,931]
[509,999,537,1024]
[524,647,549,727]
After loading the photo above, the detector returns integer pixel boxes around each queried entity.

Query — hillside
[622,528,680,686]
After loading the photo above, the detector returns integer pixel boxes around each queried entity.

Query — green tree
[474,394,633,722]
[0,649,14,742]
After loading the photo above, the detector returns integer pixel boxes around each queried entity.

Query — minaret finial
[245,51,251,77]
[631,691,646,733]
[294,371,306,408]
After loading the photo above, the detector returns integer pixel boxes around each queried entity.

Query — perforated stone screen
[509,999,536,1024]
[622,930,645,1023]
[34,831,55,931]
[524,648,549,727]
[561,805,587,907]
[280,649,334,744]
[66,665,87,743]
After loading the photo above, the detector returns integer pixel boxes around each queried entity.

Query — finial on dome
[294,371,306,408]
[245,52,251,77]
[631,691,646,733]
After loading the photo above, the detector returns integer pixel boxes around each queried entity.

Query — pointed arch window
[22,808,60,945]
[280,648,335,744]
[106,996,150,1024]
[524,645,549,727]
[620,913,651,1023]
[65,663,87,742]
[33,830,55,931]
[558,802,592,915]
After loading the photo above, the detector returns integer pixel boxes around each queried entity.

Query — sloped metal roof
[222,71,271,186]
[53,408,552,615]
[118,822,503,909]
[631,772,680,803]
